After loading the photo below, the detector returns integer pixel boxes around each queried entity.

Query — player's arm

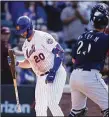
[43,33,64,83]
[62,16,77,25]
[45,44,64,83]
[43,33,64,72]
[8,56,31,69]
[75,8,89,24]
[61,8,77,25]
[16,59,31,69]
[16,41,31,68]
[51,44,64,72]
[13,47,24,56]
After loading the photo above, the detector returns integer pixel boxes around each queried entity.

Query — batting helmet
[15,16,33,38]
[90,3,109,29]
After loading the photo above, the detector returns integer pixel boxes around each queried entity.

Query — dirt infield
[48,93,102,116]
[60,93,102,116]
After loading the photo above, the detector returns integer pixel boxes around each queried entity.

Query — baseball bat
[8,49,21,112]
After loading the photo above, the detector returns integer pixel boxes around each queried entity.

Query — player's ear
[72,58,75,63]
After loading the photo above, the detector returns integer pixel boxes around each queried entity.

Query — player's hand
[45,69,56,84]
[7,56,19,66]
[7,56,11,65]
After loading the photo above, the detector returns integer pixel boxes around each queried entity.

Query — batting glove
[7,56,11,65]
[7,56,19,66]
[45,69,56,84]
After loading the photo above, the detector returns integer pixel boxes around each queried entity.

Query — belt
[82,68,91,71]
[40,71,49,76]
[75,68,99,72]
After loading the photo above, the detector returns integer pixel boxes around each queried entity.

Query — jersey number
[34,53,45,63]
[77,41,91,55]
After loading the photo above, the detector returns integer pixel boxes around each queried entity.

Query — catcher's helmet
[15,16,33,38]
[90,3,109,29]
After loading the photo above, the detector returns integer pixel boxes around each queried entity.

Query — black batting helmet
[90,3,109,29]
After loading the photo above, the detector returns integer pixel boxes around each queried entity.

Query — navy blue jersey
[72,30,109,71]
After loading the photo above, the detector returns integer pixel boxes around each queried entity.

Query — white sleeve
[42,33,58,52]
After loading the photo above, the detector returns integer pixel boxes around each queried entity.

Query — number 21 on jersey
[77,41,91,55]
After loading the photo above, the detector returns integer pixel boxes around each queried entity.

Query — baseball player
[9,16,66,116]
[69,3,109,117]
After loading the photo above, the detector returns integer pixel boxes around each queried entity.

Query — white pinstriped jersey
[22,30,58,76]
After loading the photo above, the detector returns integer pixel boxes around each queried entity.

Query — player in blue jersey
[69,3,109,117]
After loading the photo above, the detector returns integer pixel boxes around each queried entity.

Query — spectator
[36,1,47,24]
[50,32,59,42]
[105,27,109,34]
[13,37,24,56]
[79,1,97,31]
[45,1,63,32]
[9,29,19,48]
[24,2,36,22]
[102,51,109,85]
[7,1,26,25]
[104,51,109,73]
[1,1,6,13]
[2,2,12,21]
[35,18,46,31]
[40,25,48,32]
[1,2,13,28]
[61,1,89,49]
[56,1,66,10]
[45,1,65,45]
[101,28,109,84]
[1,26,13,84]
[17,68,36,85]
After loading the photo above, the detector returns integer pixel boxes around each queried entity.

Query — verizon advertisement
[1,85,36,116]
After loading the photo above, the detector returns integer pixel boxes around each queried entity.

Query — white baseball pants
[35,65,66,116]
[70,69,108,111]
